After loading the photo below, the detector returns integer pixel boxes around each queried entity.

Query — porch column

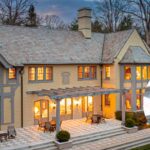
[56,99,61,133]
[122,93,126,126]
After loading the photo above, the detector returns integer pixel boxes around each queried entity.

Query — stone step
[72,127,125,141]
[72,127,126,145]
[106,136,150,150]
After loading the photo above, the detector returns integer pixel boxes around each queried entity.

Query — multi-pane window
[104,94,110,106]
[136,90,141,110]
[37,67,44,80]
[148,66,150,80]
[29,67,36,81]
[136,66,141,80]
[8,68,16,79]
[124,66,131,80]
[126,91,132,110]
[78,66,96,80]
[142,66,147,80]
[28,66,53,81]
[46,67,52,80]
[60,98,72,115]
[105,66,110,79]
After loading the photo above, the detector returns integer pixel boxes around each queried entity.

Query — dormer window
[8,68,16,79]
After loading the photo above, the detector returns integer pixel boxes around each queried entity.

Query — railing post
[56,99,61,133]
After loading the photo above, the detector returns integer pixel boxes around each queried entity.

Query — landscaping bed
[131,144,150,150]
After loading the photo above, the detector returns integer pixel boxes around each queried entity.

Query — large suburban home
[0,7,150,131]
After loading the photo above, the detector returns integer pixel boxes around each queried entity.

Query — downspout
[19,68,24,128]
[100,64,103,111]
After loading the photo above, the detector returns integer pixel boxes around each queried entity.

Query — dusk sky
[35,0,97,23]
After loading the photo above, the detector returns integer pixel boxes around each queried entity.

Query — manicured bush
[56,130,70,143]
[115,111,147,128]
[125,118,135,128]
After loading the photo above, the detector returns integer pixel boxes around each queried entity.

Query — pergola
[27,86,128,132]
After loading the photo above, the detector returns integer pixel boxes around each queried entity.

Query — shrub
[56,130,70,143]
[115,111,147,128]
[125,118,135,128]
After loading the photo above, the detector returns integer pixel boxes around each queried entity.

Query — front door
[34,100,49,124]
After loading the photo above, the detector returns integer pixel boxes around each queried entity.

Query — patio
[0,118,122,150]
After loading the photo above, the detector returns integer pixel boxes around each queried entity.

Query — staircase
[72,127,126,145]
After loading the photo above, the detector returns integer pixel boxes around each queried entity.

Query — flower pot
[123,126,138,134]
[54,140,73,150]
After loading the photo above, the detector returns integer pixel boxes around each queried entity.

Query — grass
[131,144,150,150]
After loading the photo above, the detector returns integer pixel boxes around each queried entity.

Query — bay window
[136,66,141,80]
[124,66,131,80]
[142,66,147,80]
[78,66,96,80]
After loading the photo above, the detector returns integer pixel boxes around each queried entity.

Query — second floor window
[8,68,16,79]
[105,66,110,79]
[28,66,53,81]
[78,66,96,80]
[124,66,131,80]
[37,67,44,80]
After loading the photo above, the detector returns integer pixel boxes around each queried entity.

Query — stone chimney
[78,7,92,39]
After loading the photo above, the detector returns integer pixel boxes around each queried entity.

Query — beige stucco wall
[22,65,101,127]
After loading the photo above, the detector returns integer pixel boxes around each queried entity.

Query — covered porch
[28,86,127,132]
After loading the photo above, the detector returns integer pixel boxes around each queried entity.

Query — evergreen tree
[118,15,133,31]
[70,19,78,31]
[26,4,37,27]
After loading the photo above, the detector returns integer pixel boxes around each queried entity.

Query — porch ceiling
[27,86,127,100]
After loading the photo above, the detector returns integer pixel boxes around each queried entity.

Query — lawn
[131,144,150,150]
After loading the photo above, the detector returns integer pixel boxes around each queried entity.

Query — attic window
[8,68,16,79]
[124,66,131,80]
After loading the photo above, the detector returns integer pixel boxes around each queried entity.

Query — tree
[0,0,33,25]
[96,0,127,32]
[123,0,150,46]
[70,19,78,31]
[92,19,103,32]
[118,15,133,31]
[26,4,37,27]
[44,15,68,30]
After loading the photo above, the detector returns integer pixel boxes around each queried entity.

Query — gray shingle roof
[0,25,146,66]
[120,46,150,64]
[102,29,134,63]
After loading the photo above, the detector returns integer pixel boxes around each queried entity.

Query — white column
[56,99,60,133]
[122,93,126,126]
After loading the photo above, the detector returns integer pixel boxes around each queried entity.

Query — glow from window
[9,68,16,79]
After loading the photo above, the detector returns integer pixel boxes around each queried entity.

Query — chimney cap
[78,7,92,12]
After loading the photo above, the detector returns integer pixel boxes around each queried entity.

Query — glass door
[34,100,49,124]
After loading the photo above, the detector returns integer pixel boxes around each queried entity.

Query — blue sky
[35,0,97,23]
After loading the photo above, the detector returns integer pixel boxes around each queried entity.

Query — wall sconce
[52,102,56,110]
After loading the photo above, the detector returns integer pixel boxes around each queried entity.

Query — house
[0,8,150,131]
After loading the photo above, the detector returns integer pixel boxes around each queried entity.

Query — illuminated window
[124,66,131,80]
[105,66,110,79]
[34,100,49,120]
[66,98,72,115]
[136,90,141,110]
[8,68,16,79]
[78,66,96,80]
[148,66,150,79]
[29,67,36,81]
[142,66,147,80]
[105,94,110,106]
[136,66,141,80]
[60,99,66,115]
[87,96,93,112]
[37,67,44,80]
[46,67,52,80]
[126,91,132,110]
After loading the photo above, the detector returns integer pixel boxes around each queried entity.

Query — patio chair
[99,112,106,123]
[86,113,92,122]
[44,122,51,132]
[7,125,16,139]
[91,115,100,124]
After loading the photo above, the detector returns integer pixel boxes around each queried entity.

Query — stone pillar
[122,93,126,126]
[131,66,137,111]
[56,99,60,133]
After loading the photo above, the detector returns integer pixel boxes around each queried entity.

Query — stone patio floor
[0,119,121,149]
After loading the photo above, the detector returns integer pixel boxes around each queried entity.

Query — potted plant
[55,130,72,150]
[123,118,138,133]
